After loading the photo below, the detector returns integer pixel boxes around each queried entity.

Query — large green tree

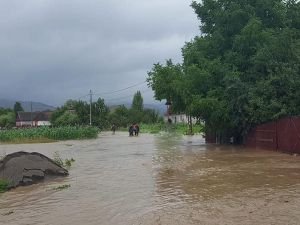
[51,98,110,128]
[131,91,144,112]
[148,0,300,143]
[13,102,24,114]
[108,105,130,128]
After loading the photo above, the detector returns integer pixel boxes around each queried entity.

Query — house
[163,103,197,124]
[16,111,52,127]
[164,113,197,124]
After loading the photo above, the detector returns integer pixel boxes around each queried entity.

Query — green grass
[118,123,204,135]
[0,126,99,143]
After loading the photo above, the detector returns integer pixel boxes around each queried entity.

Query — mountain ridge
[0,99,56,112]
[0,99,166,115]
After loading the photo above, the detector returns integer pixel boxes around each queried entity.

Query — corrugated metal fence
[245,116,300,154]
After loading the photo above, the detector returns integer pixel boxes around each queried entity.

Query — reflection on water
[1,132,300,225]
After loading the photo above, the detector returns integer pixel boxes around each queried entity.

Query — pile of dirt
[0,151,68,189]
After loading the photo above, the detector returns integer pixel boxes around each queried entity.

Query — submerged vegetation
[0,179,9,193]
[52,184,71,191]
[52,151,75,168]
[0,126,99,143]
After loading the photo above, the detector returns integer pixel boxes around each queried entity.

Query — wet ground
[0,132,300,225]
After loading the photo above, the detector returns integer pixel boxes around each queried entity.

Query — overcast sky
[0,0,200,107]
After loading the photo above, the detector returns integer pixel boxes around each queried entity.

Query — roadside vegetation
[134,123,204,135]
[0,126,99,143]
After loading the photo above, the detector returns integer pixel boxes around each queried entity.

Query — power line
[74,81,150,104]
[104,89,152,102]
[78,94,90,100]
[93,81,147,96]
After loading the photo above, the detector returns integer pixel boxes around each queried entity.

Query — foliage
[0,112,15,128]
[0,179,9,193]
[147,60,187,113]
[64,158,75,167]
[108,105,130,128]
[13,102,24,114]
[52,151,75,168]
[52,184,71,191]
[139,123,166,134]
[137,123,204,135]
[131,91,144,112]
[53,111,80,127]
[108,91,163,127]
[147,0,300,143]
[0,126,99,143]
[51,98,110,129]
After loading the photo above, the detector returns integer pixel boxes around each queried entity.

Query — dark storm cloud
[0,0,200,106]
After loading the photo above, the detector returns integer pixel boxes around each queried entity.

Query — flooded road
[0,132,300,225]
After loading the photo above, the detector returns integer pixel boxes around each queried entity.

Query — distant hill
[0,99,56,112]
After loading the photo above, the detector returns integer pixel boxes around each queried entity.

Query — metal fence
[245,116,300,154]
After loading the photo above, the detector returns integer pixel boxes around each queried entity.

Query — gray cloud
[0,0,200,106]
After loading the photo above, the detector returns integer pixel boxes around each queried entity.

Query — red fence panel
[277,117,300,154]
[254,121,277,150]
[245,129,256,147]
[246,116,300,154]
[291,117,300,153]
[205,132,216,144]
[277,117,291,153]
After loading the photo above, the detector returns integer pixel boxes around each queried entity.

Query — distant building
[16,111,52,127]
[163,103,197,124]
[164,113,197,124]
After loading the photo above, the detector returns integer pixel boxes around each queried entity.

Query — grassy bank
[118,123,203,135]
[0,126,99,143]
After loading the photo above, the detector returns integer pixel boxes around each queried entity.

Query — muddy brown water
[0,132,300,225]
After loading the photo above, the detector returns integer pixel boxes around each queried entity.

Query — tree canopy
[51,91,162,128]
[13,102,24,115]
[147,0,300,143]
[131,91,144,112]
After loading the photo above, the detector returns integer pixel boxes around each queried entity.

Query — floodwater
[0,132,300,225]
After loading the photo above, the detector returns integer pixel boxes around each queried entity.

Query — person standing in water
[111,124,116,134]
[129,124,134,136]
[134,124,140,136]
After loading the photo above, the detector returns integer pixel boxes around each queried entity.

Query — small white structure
[164,113,197,124]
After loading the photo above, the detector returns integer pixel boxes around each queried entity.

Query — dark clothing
[111,125,116,134]
[134,125,140,136]
[129,125,134,136]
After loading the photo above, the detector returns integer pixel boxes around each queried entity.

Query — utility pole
[89,90,92,126]
[30,101,33,127]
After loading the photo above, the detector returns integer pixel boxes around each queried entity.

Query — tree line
[50,91,162,129]
[0,92,162,129]
[147,0,300,143]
